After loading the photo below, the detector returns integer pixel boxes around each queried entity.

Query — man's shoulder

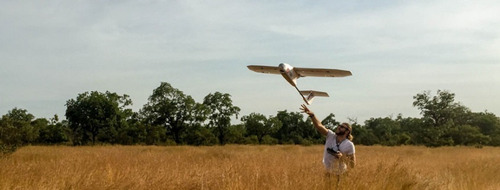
[326,129,335,137]
[343,140,355,154]
[346,140,355,146]
[342,139,355,149]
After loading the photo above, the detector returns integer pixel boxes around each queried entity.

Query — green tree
[1,108,37,154]
[275,110,314,144]
[35,117,68,144]
[126,112,166,145]
[399,117,425,145]
[469,112,500,135]
[1,108,38,144]
[352,125,378,145]
[242,113,281,144]
[275,110,297,144]
[364,117,402,146]
[141,124,167,145]
[184,124,218,145]
[467,112,500,146]
[413,90,465,127]
[225,124,246,144]
[412,90,468,146]
[447,125,491,146]
[203,92,240,145]
[141,82,206,144]
[65,91,132,145]
[242,113,266,143]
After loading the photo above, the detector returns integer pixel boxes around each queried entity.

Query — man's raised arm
[300,104,328,136]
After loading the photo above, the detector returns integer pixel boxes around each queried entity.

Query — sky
[1,0,499,124]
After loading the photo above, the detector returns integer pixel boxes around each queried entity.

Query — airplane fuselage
[279,63,299,87]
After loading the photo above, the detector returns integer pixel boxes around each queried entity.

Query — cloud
[1,0,499,123]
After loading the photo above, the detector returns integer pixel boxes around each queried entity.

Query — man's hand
[300,104,314,116]
[326,148,342,158]
[301,104,328,136]
[334,152,343,159]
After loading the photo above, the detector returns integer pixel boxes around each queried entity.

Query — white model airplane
[247,63,352,105]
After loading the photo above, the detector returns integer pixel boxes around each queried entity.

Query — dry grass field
[0,145,499,190]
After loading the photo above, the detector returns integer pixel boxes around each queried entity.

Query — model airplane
[247,63,352,105]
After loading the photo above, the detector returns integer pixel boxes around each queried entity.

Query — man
[300,104,356,175]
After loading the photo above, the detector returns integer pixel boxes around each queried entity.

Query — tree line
[2,82,500,154]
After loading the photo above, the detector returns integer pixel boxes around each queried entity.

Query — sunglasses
[337,125,349,131]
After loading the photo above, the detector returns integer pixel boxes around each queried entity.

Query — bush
[164,139,177,146]
[185,127,218,146]
[299,138,313,146]
[244,135,259,145]
[261,135,278,145]
[490,134,500,146]
[0,143,17,156]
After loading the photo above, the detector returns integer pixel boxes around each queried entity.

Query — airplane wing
[294,67,352,77]
[247,65,281,75]
[300,90,329,97]
[299,90,329,105]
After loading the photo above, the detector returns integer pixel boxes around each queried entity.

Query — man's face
[335,124,348,136]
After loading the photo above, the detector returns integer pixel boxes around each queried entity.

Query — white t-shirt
[323,129,355,174]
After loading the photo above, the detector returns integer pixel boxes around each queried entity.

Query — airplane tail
[300,90,329,105]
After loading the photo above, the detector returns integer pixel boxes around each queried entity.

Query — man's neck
[336,135,347,142]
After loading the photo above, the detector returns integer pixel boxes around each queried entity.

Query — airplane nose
[279,63,286,72]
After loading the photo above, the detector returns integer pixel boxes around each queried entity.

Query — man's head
[335,123,353,140]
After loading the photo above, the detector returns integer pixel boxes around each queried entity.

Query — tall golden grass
[0,145,498,190]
